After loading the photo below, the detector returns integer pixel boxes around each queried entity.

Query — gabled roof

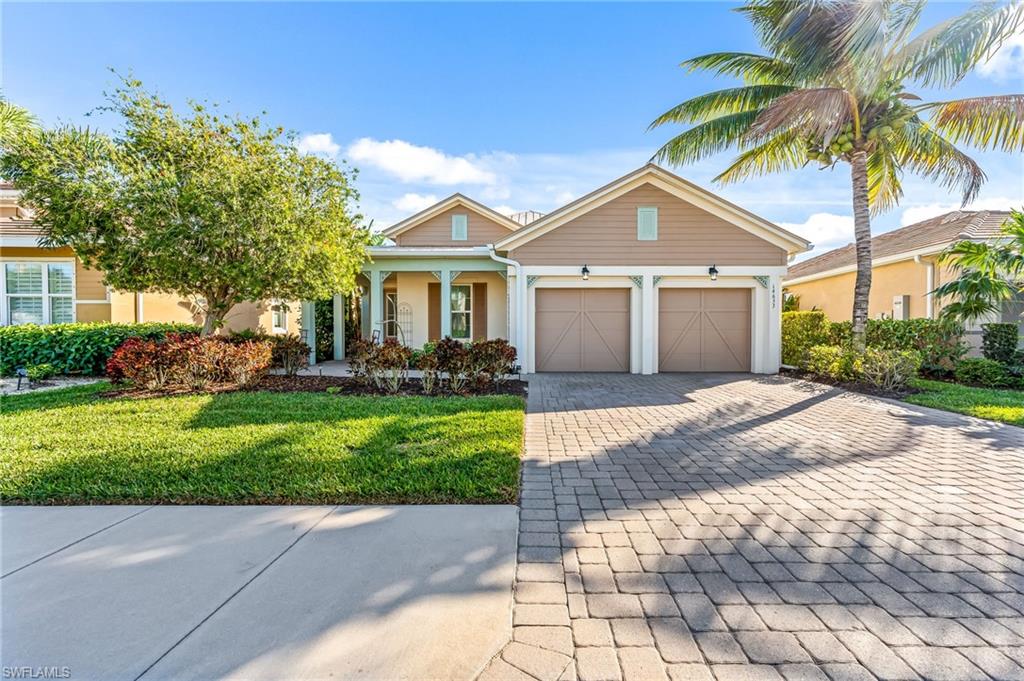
[494,163,812,255]
[785,210,1012,283]
[381,193,523,239]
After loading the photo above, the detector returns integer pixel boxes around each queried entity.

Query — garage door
[536,289,630,372]
[659,289,751,372]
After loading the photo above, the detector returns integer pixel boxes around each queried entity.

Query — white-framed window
[2,260,75,326]
[271,301,287,333]
[451,214,468,241]
[637,206,658,241]
[384,291,398,339]
[450,284,472,340]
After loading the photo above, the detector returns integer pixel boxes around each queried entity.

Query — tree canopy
[1,78,370,334]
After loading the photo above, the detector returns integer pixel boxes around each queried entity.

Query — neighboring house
[783,210,1020,348]
[0,184,300,335]
[331,164,810,374]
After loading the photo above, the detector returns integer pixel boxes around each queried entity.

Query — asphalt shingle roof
[785,210,1012,280]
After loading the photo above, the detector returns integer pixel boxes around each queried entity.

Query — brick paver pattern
[478,373,1024,681]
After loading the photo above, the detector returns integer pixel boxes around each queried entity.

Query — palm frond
[713,130,806,184]
[648,85,794,130]
[865,147,904,214]
[680,52,796,84]
[0,99,38,146]
[746,87,855,144]
[738,0,855,81]
[651,110,761,166]
[890,1,1024,87]
[924,94,1024,153]
[891,117,986,206]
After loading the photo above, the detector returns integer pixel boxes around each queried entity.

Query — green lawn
[905,379,1024,427]
[0,383,524,504]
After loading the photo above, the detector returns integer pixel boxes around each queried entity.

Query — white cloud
[347,138,497,185]
[492,205,518,216]
[296,132,340,157]
[392,193,438,213]
[977,29,1024,82]
[900,197,1020,226]
[780,213,855,259]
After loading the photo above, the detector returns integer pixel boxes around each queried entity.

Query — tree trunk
[850,151,872,352]
[200,299,230,337]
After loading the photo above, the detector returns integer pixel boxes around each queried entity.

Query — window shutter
[427,282,441,340]
[472,282,487,340]
[451,214,468,241]
[637,207,658,241]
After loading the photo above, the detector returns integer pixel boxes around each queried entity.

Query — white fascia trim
[0,236,44,247]
[495,167,811,255]
[368,246,495,258]
[784,246,944,287]
[381,194,521,238]
[521,265,788,277]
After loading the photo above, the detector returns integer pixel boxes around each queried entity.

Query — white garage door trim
[526,277,641,374]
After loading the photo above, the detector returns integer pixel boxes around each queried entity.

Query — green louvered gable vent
[637,207,658,241]
[452,214,469,241]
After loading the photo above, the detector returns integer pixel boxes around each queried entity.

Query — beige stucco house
[783,210,1020,346]
[338,164,811,374]
[0,184,300,335]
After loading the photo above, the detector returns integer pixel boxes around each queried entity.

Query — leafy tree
[1,78,369,335]
[650,0,1024,350]
[0,95,36,145]
[934,209,1024,323]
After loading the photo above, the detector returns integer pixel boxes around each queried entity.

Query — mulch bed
[101,374,528,400]
[780,367,919,400]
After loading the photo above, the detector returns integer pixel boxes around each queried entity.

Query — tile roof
[785,210,1012,281]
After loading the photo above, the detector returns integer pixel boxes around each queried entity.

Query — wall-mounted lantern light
[582,264,590,281]
[708,264,719,281]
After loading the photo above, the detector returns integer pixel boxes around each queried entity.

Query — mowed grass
[906,379,1024,427]
[0,383,524,504]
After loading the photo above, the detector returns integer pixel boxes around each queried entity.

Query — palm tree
[0,95,36,146]
[934,208,1024,323]
[650,0,1024,350]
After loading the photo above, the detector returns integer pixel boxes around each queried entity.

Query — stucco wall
[784,257,945,320]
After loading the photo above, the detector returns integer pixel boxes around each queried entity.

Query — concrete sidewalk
[1,505,518,681]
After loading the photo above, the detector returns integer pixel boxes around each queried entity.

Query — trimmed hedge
[781,311,831,366]
[982,323,1019,364]
[0,322,201,376]
[783,314,965,375]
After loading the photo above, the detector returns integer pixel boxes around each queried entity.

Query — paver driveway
[480,373,1024,681]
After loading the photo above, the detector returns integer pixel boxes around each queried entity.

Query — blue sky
[4,1,1023,257]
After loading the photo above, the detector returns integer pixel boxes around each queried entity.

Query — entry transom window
[3,261,74,325]
[450,285,472,340]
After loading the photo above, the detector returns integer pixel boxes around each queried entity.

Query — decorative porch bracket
[629,275,644,288]
[527,275,540,288]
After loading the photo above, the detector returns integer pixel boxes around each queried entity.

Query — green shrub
[781,311,831,366]
[954,357,1014,388]
[981,323,1019,364]
[860,348,922,392]
[804,344,862,382]
[816,318,964,374]
[0,322,201,377]
[25,363,57,381]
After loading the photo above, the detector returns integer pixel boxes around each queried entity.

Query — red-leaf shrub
[107,334,272,390]
[468,339,517,385]
[374,338,413,394]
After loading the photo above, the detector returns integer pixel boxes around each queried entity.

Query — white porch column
[752,281,770,374]
[370,270,384,342]
[440,269,452,338]
[332,294,345,359]
[641,274,655,375]
[766,274,782,373]
[301,300,316,365]
[516,271,528,371]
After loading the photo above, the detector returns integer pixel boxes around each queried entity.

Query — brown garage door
[536,289,630,372]
[659,288,751,372]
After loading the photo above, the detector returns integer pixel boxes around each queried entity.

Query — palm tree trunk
[850,151,872,352]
